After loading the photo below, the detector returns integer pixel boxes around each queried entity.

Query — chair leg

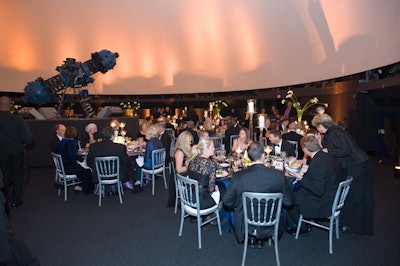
[163,169,168,189]
[178,207,185,236]
[152,173,155,195]
[241,231,248,266]
[174,189,179,214]
[197,214,202,249]
[274,235,281,266]
[216,211,222,235]
[329,218,334,254]
[295,215,303,239]
[335,217,340,239]
[64,182,68,201]
[98,184,102,206]
[118,181,123,204]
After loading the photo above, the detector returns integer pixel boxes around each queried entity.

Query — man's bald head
[0,96,12,111]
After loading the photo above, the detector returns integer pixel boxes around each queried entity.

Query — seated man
[286,135,343,234]
[268,129,296,158]
[50,123,66,153]
[223,143,294,248]
[86,127,133,192]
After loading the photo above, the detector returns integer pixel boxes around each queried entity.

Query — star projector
[23,49,119,118]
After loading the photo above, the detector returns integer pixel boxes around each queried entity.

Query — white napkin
[136,156,144,167]
[211,191,220,204]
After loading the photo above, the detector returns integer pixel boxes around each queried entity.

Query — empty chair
[242,192,283,266]
[287,140,298,158]
[51,152,81,201]
[176,174,222,249]
[95,156,124,206]
[140,148,168,195]
[295,177,353,254]
[210,136,224,151]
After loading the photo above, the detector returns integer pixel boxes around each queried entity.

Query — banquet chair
[210,136,224,151]
[295,177,353,254]
[171,162,180,214]
[165,128,175,140]
[164,140,175,176]
[51,152,81,201]
[287,140,298,158]
[229,134,239,153]
[95,156,124,207]
[176,174,222,249]
[140,148,167,195]
[242,192,283,266]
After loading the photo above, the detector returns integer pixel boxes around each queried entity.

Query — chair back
[332,177,353,218]
[52,152,67,180]
[229,134,239,153]
[165,128,175,140]
[287,140,299,158]
[242,192,283,228]
[177,174,199,209]
[95,156,120,181]
[151,148,166,170]
[210,136,224,151]
[169,141,175,158]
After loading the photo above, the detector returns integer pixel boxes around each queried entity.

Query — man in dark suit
[86,127,133,191]
[223,143,294,247]
[50,123,66,152]
[156,122,172,163]
[223,116,240,154]
[283,101,297,120]
[286,135,343,233]
[268,129,296,158]
[0,96,33,210]
[282,122,304,159]
[179,120,199,144]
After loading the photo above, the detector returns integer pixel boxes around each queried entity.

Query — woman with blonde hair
[167,131,193,208]
[187,139,222,209]
[231,127,253,154]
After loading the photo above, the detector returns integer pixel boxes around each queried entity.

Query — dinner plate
[216,170,229,178]
[219,163,230,168]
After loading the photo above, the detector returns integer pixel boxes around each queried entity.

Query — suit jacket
[50,135,61,153]
[143,138,163,169]
[271,140,296,158]
[295,150,343,218]
[223,163,294,242]
[282,131,304,158]
[87,139,130,182]
[160,131,172,162]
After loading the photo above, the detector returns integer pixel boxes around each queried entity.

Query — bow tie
[273,144,280,147]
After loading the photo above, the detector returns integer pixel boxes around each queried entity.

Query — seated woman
[187,139,225,209]
[231,127,253,155]
[55,126,94,194]
[137,120,148,140]
[134,124,163,191]
[167,131,193,207]
[80,123,102,148]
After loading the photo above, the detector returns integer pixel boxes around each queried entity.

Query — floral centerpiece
[281,90,328,122]
[209,100,228,118]
[120,101,140,117]
[10,101,22,114]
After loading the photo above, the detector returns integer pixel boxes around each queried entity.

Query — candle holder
[247,99,257,140]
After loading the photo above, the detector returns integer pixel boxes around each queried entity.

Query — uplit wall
[1,0,400,95]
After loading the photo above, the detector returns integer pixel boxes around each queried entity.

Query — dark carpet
[9,157,400,266]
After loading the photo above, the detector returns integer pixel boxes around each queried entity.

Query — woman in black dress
[312,113,374,235]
